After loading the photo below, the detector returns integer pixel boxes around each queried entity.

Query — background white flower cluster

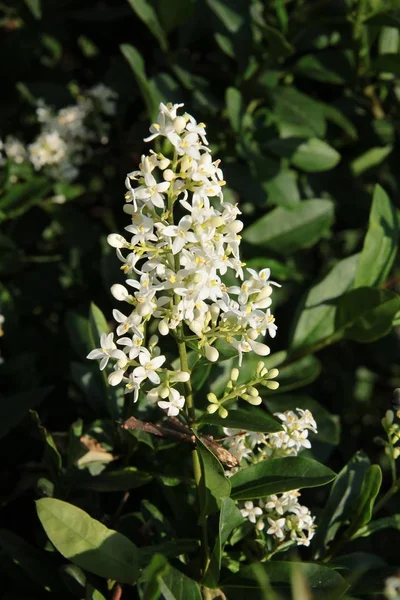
[0,84,117,182]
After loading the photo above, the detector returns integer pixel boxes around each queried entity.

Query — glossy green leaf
[0,387,52,439]
[195,436,231,519]
[127,0,168,51]
[313,451,370,558]
[206,0,245,33]
[0,178,51,223]
[271,87,326,138]
[354,185,399,288]
[243,199,334,254]
[89,303,110,347]
[142,554,202,600]
[351,146,392,176]
[347,465,382,537]
[0,529,60,591]
[36,498,139,583]
[267,138,340,172]
[371,53,400,76]
[273,355,322,393]
[120,44,158,119]
[336,287,400,343]
[203,497,244,588]
[353,515,400,539]
[230,456,336,501]
[221,562,347,598]
[226,87,243,133]
[199,406,282,432]
[24,0,41,19]
[30,410,62,477]
[265,168,300,209]
[75,467,153,492]
[291,253,359,350]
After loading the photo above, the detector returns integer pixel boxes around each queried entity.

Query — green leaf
[195,436,231,519]
[199,406,282,432]
[30,410,62,477]
[221,562,347,598]
[313,451,370,558]
[230,456,336,501]
[0,387,52,439]
[36,498,139,583]
[206,0,244,33]
[203,497,244,588]
[226,87,243,133]
[354,185,399,288]
[265,395,340,446]
[127,0,168,51]
[24,0,41,19]
[321,103,358,139]
[353,515,400,539]
[243,199,334,254]
[273,355,322,393]
[120,44,158,119]
[295,54,346,85]
[140,555,202,600]
[371,53,400,76]
[265,168,300,209]
[75,467,153,492]
[89,303,110,347]
[348,465,382,537]
[0,178,52,223]
[66,311,91,359]
[267,138,341,172]
[271,87,326,138]
[138,540,199,567]
[350,146,393,176]
[336,287,400,343]
[291,253,359,350]
[0,529,60,592]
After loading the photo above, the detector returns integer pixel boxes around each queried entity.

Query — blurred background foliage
[1,0,400,598]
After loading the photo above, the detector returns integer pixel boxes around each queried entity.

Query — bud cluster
[381,410,400,461]
[88,102,279,419]
[0,84,117,182]
[207,362,279,418]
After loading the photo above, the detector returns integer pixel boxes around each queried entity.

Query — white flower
[158,388,185,416]
[4,136,27,164]
[241,501,263,524]
[87,333,126,370]
[266,517,286,539]
[385,575,400,600]
[132,349,166,384]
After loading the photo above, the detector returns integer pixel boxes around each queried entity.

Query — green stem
[167,149,210,576]
[373,477,400,516]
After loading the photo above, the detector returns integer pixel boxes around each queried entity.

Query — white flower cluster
[0,84,117,181]
[240,491,316,547]
[87,102,279,418]
[223,408,317,468]
[385,575,400,600]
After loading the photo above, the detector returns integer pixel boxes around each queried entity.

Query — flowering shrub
[1,1,400,599]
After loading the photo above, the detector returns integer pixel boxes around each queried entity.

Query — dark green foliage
[1,1,400,599]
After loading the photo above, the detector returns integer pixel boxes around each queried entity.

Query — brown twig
[121,416,239,468]
[110,582,123,600]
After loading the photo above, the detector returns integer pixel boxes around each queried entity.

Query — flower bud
[163,169,175,181]
[111,284,130,302]
[256,361,265,375]
[207,393,218,404]
[159,386,169,399]
[158,157,170,170]
[108,233,128,248]
[172,371,190,382]
[218,407,228,418]
[158,319,169,336]
[174,116,186,133]
[207,403,219,414]
[205,344,219,362]
[243,394,262,406]
[265,381,279,390]
[247,386,259,397]
[231,368,239,382]
[267,368,279,379]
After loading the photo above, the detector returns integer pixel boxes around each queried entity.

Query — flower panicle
[87,102,280,419]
